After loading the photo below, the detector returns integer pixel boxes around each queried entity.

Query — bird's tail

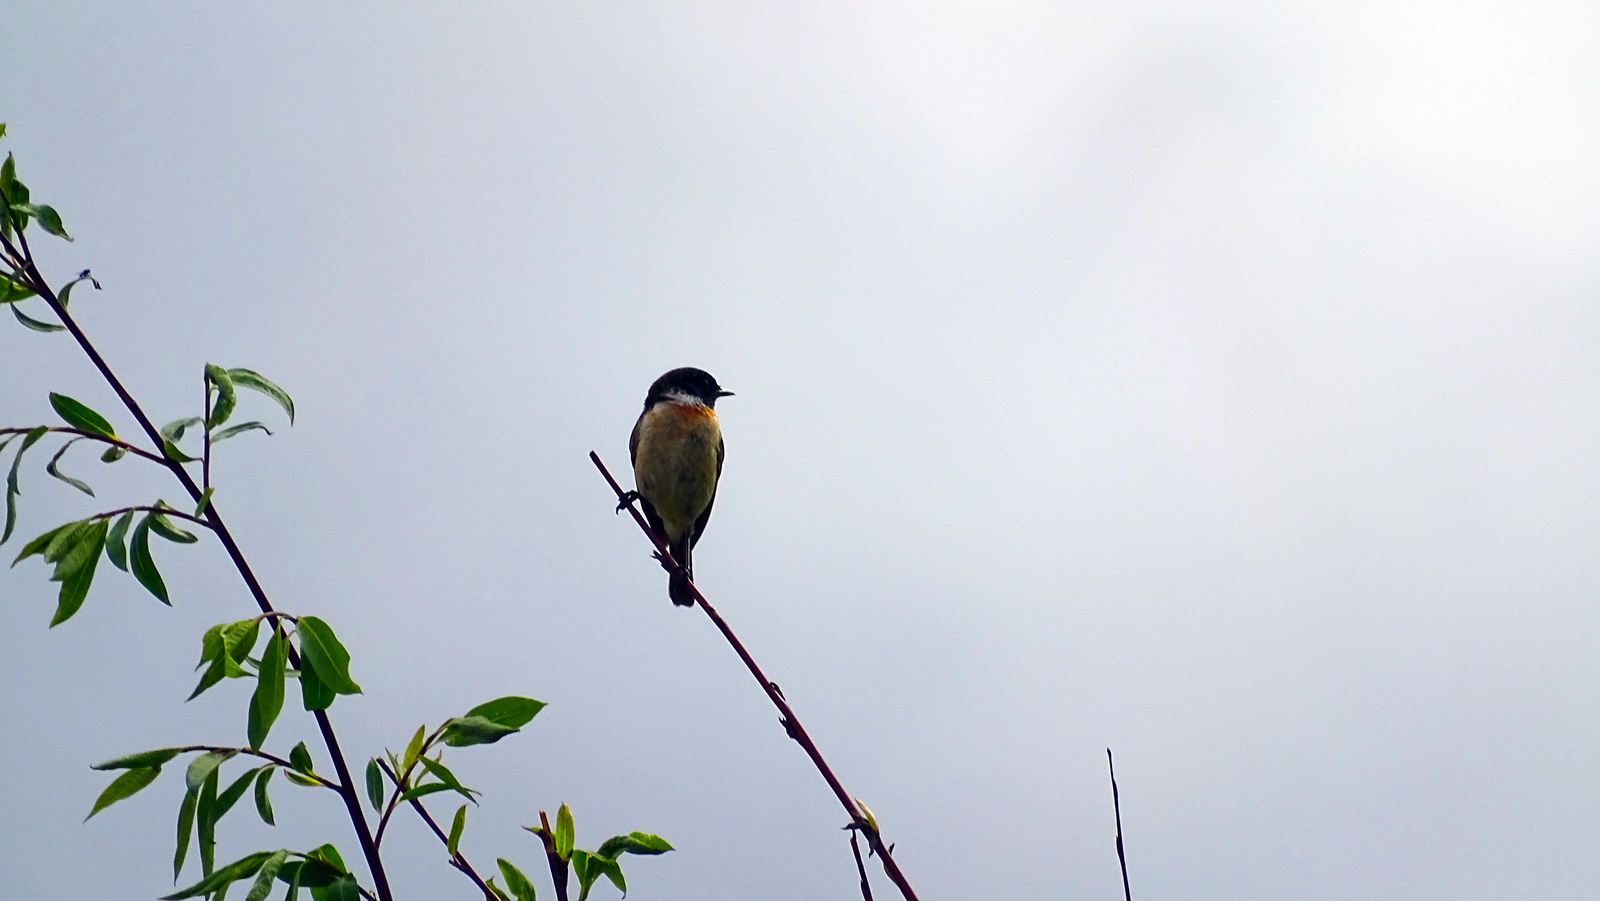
[668,537,695,607]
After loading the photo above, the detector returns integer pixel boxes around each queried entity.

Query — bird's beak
[717,390,735,398]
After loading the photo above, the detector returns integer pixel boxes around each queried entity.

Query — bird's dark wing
[689,434,725,549]
[629,410,644,467]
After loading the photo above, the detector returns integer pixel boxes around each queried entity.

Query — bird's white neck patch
[659,391,706,407]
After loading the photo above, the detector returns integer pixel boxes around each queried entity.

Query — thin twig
[203,381,212,490]
[1108,748,1132,901]
[171,744,344,792]
[849,830,874,901]
[0,426,167,465]
[590,450,921,901]
[534,809,571,901]
[377,760,498,901]
[91,505,216,529]
[12,252,393,901]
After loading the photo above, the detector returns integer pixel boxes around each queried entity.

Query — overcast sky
[4,2,1599,898]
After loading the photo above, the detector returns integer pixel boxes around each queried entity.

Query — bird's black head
[645,367,734,409]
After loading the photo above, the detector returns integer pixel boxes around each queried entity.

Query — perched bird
[625,367,733,606]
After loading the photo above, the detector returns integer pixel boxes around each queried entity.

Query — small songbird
[625,367,733,606]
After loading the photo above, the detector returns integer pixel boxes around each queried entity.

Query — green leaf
[299,655,335,711]
[570,850,625,901]
[464,696,546,730]
[130,515,171,604]
[310,843,345,870]
[485,878,515,901]
[447,804,467,855]
[51,518,106,626]
[497,859,537,901]
[555,803,575,861]
[402,725,426,771]
[228,368,296,425]
[596,832,674,858]
[48,516,104,581]
[12,303,64,331]
[186,751,236,795]
[41,518,90,566]
[197,768,219,876]
[175,785,198,880]
[11,202,70,240]
[92,747,184,770]
[416,755,479,803]
[4,425,47,544]
[440,715,519,747]
[396,782,455,804]
[12,519,70,566]
[324,876,361,901]
[275,858,342,889]
[104,510,133,571]
[245,850,289,901]
[163,439,199,463]
[49,393,115,439]
[161,850,275,900]
[148,503,199,543]
[296,617,361,695]
[289,742,314,774]
[248,630,286,749]
[194,487,215,516]
[205,364,237,428]
[162,417,204,443]
[365,759,384,811]
[215,765,267,822]
[212,420,273,442]
[99,444,126,463]
[253,766,275,826]
[0,271,34,304]
[85,764,161,820]
[45,437,94,496]
[225,618,262,666]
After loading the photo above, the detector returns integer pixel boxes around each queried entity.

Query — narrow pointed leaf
[51,518,106,626]
[596,832,674,858]
[160,851,274,900]
[214,765,265,822]
[447,804,467,855]
[485,878,514,901]
[175,786,197,880]
[161,417,204,443]
[247,630,286,749]
[196,768,218,876]
[212,420,273,442]
[11,202,70,239]
[194,487,214,516]
[163,439,198,462]
[49,517,104,581]
[105,510,133,571]
[276,858,342,889]
[92,747,184,770]
[13,520,70,566]
[245,850,289,901]
[130,516,171,604]
[253,766,275,825]
[365,759,383,811]
[185,750,235,795]
[441,715,519,747]
[497,859,537,901]
[55,270,98,307]
[86,765,161,819]
[555,803,575,860]
[464,696,546,730]
[13,303,64,331]
[205,364,236,428]
[48,393,115,438]
[4,425,48,544]
[416,755,478,802]
[402,725,426,771]
[45,437,94,495]
[397,782,455,804]
[148,505,199,543]
[227,368,295,424]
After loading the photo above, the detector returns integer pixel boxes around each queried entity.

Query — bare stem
[1108,748,1132,901]
[590,450,921,901]
[849,830,874,901]
[171,745,344,792]
[0,426,167,465]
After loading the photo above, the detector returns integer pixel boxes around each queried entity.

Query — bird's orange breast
[632,402,722,540]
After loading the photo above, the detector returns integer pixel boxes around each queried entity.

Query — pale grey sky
[4,2,1599,899]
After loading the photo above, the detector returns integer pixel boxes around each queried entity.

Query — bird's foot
[615,490,641,513]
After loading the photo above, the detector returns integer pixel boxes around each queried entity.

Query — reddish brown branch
[590,450,920,901]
